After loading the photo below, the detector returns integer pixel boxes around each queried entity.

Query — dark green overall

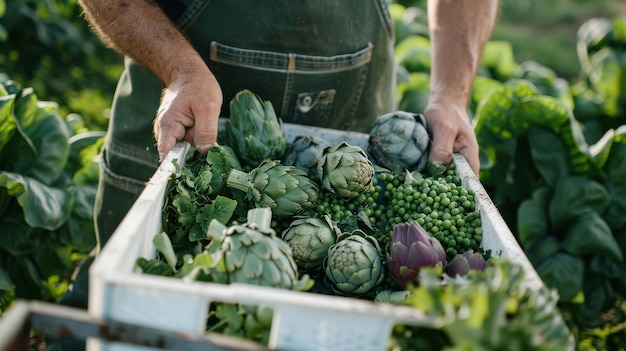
[61,0,396,310]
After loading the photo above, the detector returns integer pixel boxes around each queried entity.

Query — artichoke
[282,135,330,178]
[324,230,385,296]
[368,111,431,171]
[387,221,446,288]
[444,249,487,277]
[281,214,341,271]
[190,144,243,196]
[207,207,312,290]
[226,159,319,217]
[317,142,374,199]
[225,89,287,167]
[192,163,225,196]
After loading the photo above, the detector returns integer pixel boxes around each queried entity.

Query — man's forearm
[78,0,206,85]
[427,0,499,106]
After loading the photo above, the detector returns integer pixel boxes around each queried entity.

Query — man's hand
[78,0,224,161]
[154,66,223,161]
[426,0,498,177]
[423,102,479,175]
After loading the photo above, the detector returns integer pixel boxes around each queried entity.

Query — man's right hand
[154,64,223,161]
[77,0,224,161]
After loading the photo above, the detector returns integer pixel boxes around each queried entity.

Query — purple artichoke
[444,250,487,277]
[387,221,446,288]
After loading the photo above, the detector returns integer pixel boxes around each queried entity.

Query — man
[62,0,498,310]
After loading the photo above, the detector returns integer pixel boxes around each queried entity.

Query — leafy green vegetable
[153,232,178,271]
[602,126,626,229]
[537,253,585,304]
[528,126,571,185]
[516,96,596,175]
[0,79,100,309]
[517,60,574,110]
[561,212,622,262]
[516,186,550,250]
[0,173,72,230]
[161,151,239,253]
[393,259,575,350]
[548,176,610,232]
[572,268,617,328]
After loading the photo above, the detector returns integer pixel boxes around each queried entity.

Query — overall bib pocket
[209,41,374,130]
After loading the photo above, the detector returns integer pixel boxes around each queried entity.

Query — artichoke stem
[226,168,251,192]
[246,207,273,230]
[206,219,227,241]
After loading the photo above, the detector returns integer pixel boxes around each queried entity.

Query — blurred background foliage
[398,0,621,80]
[0,0,122,132]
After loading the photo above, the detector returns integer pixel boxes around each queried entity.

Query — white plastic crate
[89,122,544,351]
[0,300,266,351]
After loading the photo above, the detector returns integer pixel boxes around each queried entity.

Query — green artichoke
[189,144,242,196]
[324,230,385,296]
[226,159,319,217]
[281,214,341,271]
[207,207,312,290]
[282,135,330,178]
[317,142,374,199]
[225,89,287,167]
[387,221,446,288]
[368,111,431,171]
[193,163,224,196]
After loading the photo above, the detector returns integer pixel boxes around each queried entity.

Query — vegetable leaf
[3,88,70,184]
[192,195,237,241]
[516,96,595,176]
[0,216,37,256]
[0,94,16,155]
[535,252,584,302]
[0,172,73,230]
[153,232,178,271]
[589,128,614,170]
[602,126,626,229]
[474,79,539,173]
[548,176,610,232]
[402,259,575,350]
[525,236,561,266]
[136,257,175,277]
[561,211,623,262]
[0,265,13,291]
[517,186,550,250]
[573,270,616,328]
[528,126,571,185]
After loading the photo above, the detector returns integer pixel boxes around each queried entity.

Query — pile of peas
[314,168,483,261]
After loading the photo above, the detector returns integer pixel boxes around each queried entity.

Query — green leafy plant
[0,78,101,312]
[0,0,122,131]
[469,15,626,348]
[390,259,576,351]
